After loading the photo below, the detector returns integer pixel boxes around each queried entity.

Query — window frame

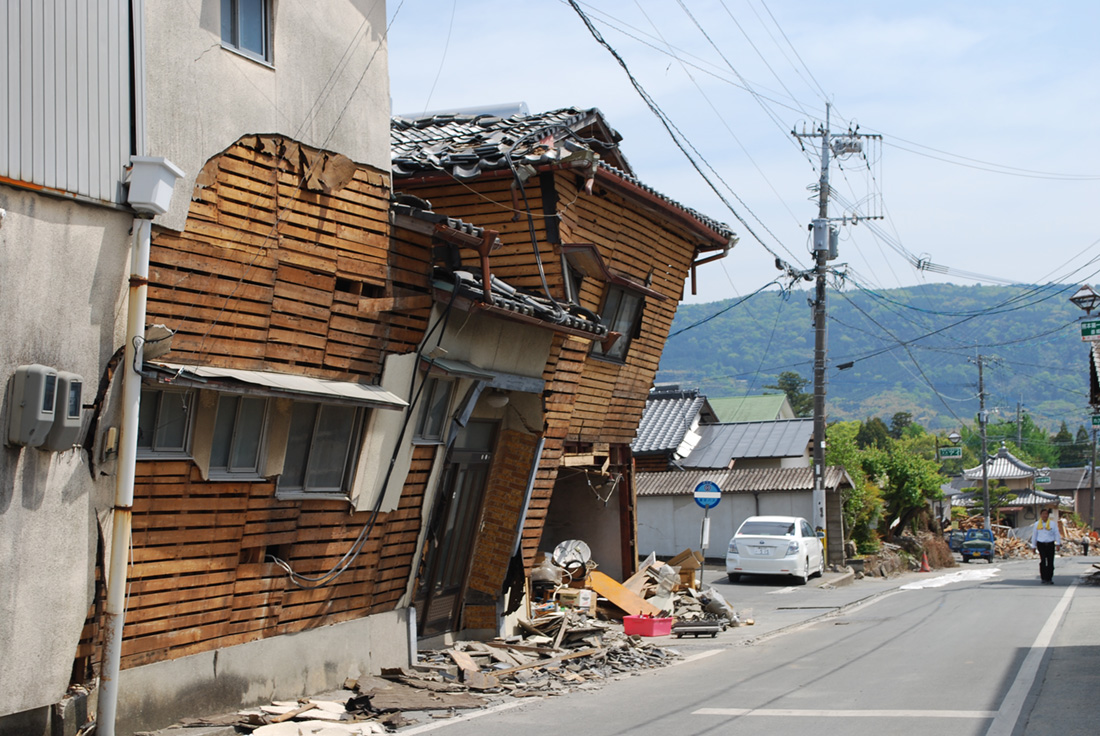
[220,0,273,65]
[414,376,455,444]
[591,284,645,363]
[137,387,195,459]
[276,400,366,500]
[208,393,270,480]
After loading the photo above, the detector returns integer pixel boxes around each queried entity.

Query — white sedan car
[725,515,825,585]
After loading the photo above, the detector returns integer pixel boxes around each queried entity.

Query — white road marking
[900,568,1001,589]
[399,700,531,734]
[694,708,996,718]
[670,649,724,667]
[984,584,1077,736]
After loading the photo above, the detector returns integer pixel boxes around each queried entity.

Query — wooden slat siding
[103,443,435,669]
[71,136,440,671]
[145,136,431,382]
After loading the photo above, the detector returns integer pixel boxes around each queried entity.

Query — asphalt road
[398,557,1100,736]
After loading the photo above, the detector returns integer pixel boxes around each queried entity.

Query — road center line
[694,708,997,718]
[985,583,1077,736]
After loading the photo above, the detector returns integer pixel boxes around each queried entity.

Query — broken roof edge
[390,106,733,249]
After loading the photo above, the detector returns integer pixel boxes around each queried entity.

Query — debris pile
[952,514,1097,559]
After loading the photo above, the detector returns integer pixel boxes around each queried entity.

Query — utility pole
[792,103,881,558]
[971,355,991,530]
[1092,426,1097,530]
[1017,401,1023,448]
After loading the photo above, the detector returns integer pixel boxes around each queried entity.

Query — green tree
[826,421,883,553]
[764,371,812,417]
[889,411,913,439]
[862,438,946,541]
[855,416,892,449]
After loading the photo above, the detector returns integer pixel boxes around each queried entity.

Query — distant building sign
[1034,476,1051,486]
[938,447,962,459]
[1092,414,1100,427]
[1082,319,1100,341]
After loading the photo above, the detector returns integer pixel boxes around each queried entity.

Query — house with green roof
[709,394,795,423]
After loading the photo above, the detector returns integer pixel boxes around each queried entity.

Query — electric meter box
[43,372,84,451]
[6,364,58,447]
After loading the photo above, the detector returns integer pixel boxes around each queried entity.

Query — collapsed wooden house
[389,106,735,621]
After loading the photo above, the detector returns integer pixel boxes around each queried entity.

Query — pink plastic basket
[623,615,673,637]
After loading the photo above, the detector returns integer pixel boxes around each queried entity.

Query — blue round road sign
[693,480,721,509]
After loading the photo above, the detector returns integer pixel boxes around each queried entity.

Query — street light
[948,431,961,446]
[1070,285,1100,531]
[1069,284,1100,315]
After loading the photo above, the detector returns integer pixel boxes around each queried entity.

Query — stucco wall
[142,0,392,232]
[637,492,813,559]
[0,187,131,716]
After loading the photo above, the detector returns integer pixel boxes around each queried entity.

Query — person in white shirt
[1031,507,1062,584]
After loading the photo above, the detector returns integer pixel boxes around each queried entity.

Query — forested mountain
[658,283,1094,433]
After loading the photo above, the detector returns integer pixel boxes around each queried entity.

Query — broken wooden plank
[586,570,662,617]
[490,647,602,678]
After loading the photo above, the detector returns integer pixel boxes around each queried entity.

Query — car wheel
[962,556,970,563]
[795,558,809,585]
[814,554,825,578]
[727,573,740,583]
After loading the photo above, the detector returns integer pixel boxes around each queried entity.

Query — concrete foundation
[114,607,411,736]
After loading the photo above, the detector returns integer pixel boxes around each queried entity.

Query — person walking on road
[1031,507,1061,584]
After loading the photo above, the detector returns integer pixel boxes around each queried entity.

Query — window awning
[144,362,408,409]
[418,356,545,393]
[562,243,669,301]
[420,357,496,381]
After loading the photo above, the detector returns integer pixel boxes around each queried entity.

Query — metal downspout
[98,216,152,736]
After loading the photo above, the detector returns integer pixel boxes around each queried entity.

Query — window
[278,401,365,496]
[138,388,194,456]
[592,285,644,362]
[415,377,454,443]
[221,0,271,63]
[210,394,268,478]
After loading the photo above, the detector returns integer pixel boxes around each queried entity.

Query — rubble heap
[954,513,1097,559]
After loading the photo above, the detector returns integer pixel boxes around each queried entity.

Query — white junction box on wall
[44,372,84,451]
[7,364,58,448]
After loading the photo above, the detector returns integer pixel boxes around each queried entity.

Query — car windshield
[739,520,796,536]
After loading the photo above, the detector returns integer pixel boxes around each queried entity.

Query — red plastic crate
[623,615,673,637]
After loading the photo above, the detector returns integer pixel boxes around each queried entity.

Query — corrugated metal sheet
[1,0,131,203]
[636,466,852,496]
[682,419,813,469]
[145,362,409,409]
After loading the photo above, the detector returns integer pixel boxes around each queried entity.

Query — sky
[385,0,1100,305]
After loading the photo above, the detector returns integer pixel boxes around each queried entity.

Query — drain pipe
[98,157,184,736]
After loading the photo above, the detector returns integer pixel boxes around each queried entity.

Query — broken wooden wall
[393,169,712,570]
[554,173,698,447]
[148,135,430,378]
[109,448,434,669]
[76,136,439,673]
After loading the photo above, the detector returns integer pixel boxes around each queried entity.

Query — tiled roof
[636,466,852,497]
[950,488,1071,508]
[391,107,735,241]
[963,445,1038,480]
[632,387,707,455]
[709,394,792,422]
[682,419,814,469]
